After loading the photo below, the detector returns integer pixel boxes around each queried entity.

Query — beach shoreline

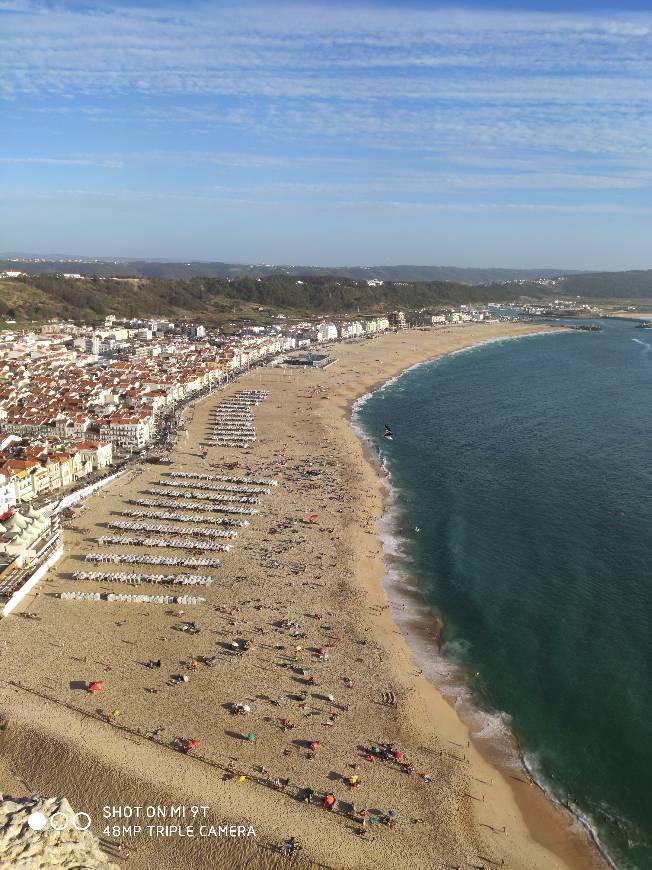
[0,322,607,870]
[347,332,615,870]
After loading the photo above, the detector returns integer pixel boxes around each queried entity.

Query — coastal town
[0,305,606,870]
[0,306,498,502]
[2,0,648,864]
[0,306,504,618]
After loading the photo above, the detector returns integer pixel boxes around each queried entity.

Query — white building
[315,323,338,343]
[98,415,152,449]
[72,440,114,471]
[0,474,17,517]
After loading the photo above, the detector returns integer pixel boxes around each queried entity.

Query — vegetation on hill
[552,270,652,298]
[487,269,652,300]
[0,273,521,325]
[0,258,576,285]
[5,266,651,326]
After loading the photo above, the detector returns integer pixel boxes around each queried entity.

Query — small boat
[384,425,393,440]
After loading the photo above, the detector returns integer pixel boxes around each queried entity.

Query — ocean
[353,318,652,870]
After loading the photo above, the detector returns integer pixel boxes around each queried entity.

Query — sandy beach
[0,322,607,870]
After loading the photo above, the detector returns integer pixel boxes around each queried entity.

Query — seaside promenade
[0,323,604,870]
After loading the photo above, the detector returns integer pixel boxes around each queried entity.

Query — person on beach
[324,792,336,811]
[281,837,296,857]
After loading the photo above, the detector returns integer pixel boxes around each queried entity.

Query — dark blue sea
[354,319,652,869]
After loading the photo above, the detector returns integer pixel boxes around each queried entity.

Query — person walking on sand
[281,837,296,857]
[324,792,336,812]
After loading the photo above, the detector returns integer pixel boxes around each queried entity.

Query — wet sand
[0,323,606,869]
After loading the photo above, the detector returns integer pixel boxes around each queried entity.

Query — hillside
[552,270,652,298]
[0,273,521,325]
[0,276,278,326]
[0,258,577,285]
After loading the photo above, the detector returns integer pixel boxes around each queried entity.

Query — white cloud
[2,1,652,232]
[0,155,123,167]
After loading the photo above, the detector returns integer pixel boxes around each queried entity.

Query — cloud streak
[2,1,651,264]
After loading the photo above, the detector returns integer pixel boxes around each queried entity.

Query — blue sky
[2,1,652,269]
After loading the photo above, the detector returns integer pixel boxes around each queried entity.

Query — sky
[2,0,652,269]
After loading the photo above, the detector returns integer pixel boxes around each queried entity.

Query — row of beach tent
[71,570,213,586]
[207,390,269,448]
[98,534,232,552]
[120,509,249,527]
[145,486,260,504]
[157,478,270,495]
[164,471,277,486]
[64,388,274,608]
[85,552,221,567]
[108,520,237,538]
[128,497,258,516]
[60,591,205,604]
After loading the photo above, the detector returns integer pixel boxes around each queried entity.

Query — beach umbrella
[87,681,103,693]
[308,514,318,524]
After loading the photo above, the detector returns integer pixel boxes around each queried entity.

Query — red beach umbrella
[87,681,103,693]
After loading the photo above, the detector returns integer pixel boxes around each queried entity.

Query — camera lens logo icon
[27,811,91,832]
[27,812,47,831]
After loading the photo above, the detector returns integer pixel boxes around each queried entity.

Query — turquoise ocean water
[354,319,652,869]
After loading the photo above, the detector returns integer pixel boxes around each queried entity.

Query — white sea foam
[522,752,619,869]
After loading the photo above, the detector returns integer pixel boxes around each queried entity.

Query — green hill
[0,273,520,326]
[551,270,652,298]
[0,258,577,285]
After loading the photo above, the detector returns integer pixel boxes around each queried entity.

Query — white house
[98,415,152,449]
[0,474,17,516]
[72,440,114,471]
[315,323,338,343]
